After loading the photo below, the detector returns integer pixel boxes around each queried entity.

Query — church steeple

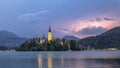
[49,26,51,32]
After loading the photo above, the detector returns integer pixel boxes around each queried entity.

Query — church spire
[49,26,51,32]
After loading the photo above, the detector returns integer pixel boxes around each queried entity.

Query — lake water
[0,50,120,68]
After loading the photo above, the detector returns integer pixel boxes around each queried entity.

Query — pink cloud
[60,14,120,38]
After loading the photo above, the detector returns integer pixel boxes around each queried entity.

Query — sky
[0,0,120,38]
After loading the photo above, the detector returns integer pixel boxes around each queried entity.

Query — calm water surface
[0,50,120,68]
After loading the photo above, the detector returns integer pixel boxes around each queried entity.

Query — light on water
[38,55,42,68]
[0,50,120,68]
[47,55,52,68]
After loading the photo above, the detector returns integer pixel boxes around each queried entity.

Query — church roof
[49,26,51,32]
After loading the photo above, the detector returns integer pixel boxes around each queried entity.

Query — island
[17,26,120,51]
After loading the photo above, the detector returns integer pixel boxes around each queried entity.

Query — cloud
[79,27,107,35]
[90,17,115,22]
[57,26,107,38]
[20,10,47,17]
[18,10,48,22]
[104,17,115,21]
[59,28,74,34]
[61,28,72,32]
[8,0,120,38]
[95,18,102,22]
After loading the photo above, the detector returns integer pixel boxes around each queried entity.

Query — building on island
[34,26,53,44]
[40,34,46,44]
[48,26,53,42]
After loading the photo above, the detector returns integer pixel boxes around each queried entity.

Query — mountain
[0,30,28,47]
[63,35,80,40]
[78,26,120,49]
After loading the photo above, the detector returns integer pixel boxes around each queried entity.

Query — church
[48,26,53,42]
[35,26,53,44]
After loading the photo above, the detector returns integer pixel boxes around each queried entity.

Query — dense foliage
[78,26,120,49]
[18,38,83,51]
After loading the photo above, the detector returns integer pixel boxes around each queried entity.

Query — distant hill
[63,35,80,40]
[78,26,120,49]
[0,30,28,47]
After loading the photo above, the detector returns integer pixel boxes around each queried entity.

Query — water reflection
[37,53,120,68]
[0,51,120,68]
[47,55,52,68]
[38,54,53,68]
[60,56,64,67]
[38,55,42,68]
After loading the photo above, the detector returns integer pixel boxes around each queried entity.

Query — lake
[0,50,120,68]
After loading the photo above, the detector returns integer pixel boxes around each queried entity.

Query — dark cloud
[79,27,107,35]
[90,17,115,22]
[95,18,102,22]
[104,17,115,21]
[90,17,103,22]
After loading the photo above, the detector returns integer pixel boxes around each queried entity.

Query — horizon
[0,0,120,38]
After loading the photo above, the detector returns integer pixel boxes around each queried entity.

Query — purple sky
[0,0,120,38]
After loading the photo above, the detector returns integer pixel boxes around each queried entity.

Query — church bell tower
[48,26,52,42]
